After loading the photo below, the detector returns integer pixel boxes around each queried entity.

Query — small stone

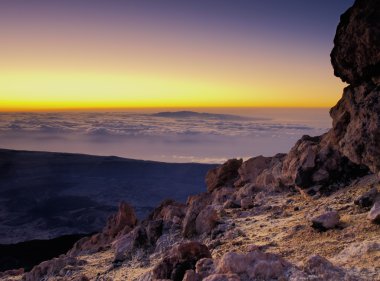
[311,211,340,231]
[354,187,378,208]
[240,197,255,209]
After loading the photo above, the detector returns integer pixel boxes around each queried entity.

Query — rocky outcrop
[330,0,380,85]
[113,225,149,262]
[206,159,242,193]
[68,202,137,256]
[329,83,380,172]
[152,242,211,281]
[280,135,367,192]
[234,154,285,188]
[195,206,220,235]
[329,0,380,172]
[182,193,212,237]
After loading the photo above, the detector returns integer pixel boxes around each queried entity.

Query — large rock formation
[329,0,380,172]
[330,0,380,85]
[229,0,379,191]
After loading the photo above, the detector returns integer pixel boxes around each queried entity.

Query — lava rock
[354,187,379,208]
[206,159,242,193]
[311,211,340,231]
[152,242,211,281]
[367,201,380,223]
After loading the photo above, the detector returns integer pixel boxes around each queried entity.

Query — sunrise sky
[0,0,353,111]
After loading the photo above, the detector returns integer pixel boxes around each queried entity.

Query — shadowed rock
[368,201,380,224]
[68,202,137,256]
[328,0,380,172]
[354,187,379,208]
[331,0,380,85]
[206,159,242,193]
[152,242,211,281]
[311,211,340,231]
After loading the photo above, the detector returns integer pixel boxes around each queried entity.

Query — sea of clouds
[0,110,331,163]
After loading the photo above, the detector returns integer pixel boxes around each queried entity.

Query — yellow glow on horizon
[0,70,342,111]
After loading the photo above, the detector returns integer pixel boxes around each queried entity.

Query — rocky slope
[1,0,379,280]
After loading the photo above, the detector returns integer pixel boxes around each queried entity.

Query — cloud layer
[0,110,330,163]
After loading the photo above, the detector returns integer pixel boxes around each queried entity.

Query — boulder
[195,258,216,279]
[103,201,137,238]
[281,135,367,192]
[195,205,220,235]
[212,187,235,205]
[152,242,211,281]
[235,154,285,188]
[234,183,256,201]
[215,250,291,280]
[311,211,340,231]
[113,225,148,262]
[367,201,380,223]
[206,159,242,193]
[145,219,163,245]
[182,193,212,238]
[182,270,201,281]
[148,199,186,225]
[303,255,350,281]
[354,187,379,207]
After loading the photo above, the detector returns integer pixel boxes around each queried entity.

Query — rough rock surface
[68,202,137,256]
[210,250,293,281]
[152,242,211,281]
[182,193,212,238]
[206,159,242,193]
[2,1,380,281]
[113,225,148,262]
[311,211,340,231]
[328,0,380,173]
[354,187,379,207]
[331,0,380,85]
[367,201,380,223]
[302,255,351,281]
[280,135,368,191]
[234,154,285,188]
[22,256,86,281]
[195,206,220,235]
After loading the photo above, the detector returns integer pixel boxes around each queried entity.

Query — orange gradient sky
[0,0,351,111]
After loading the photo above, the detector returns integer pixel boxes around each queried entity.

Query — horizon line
[0,105,333,113]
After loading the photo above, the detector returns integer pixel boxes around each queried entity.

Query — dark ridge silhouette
[150,111,267,120]
[0,233,91,272]
[0,148,216,244]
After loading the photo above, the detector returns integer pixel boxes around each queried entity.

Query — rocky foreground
[1,0,379,280]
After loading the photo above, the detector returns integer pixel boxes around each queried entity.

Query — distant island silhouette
[151,111,268,121]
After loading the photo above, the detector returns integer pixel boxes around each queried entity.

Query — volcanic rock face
[329,0,380,173]
[329,83,380,172]
[206,159,242,193]
[330,0,380,85]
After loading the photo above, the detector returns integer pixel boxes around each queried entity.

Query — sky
[0,0,354,111]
